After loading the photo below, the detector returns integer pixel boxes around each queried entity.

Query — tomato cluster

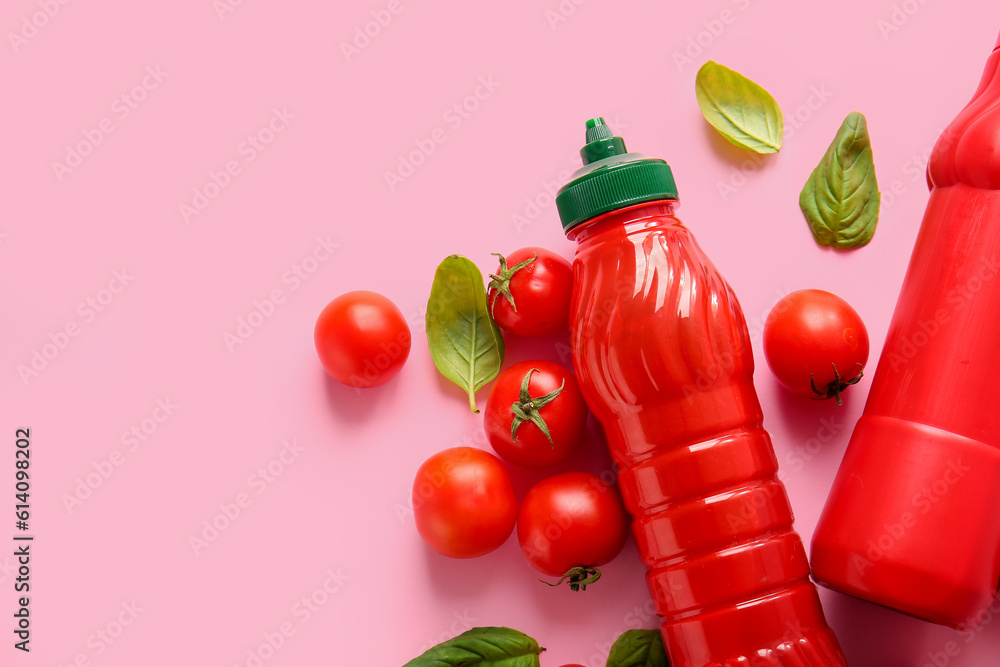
[414,248,630,590]
[310,248,629,590]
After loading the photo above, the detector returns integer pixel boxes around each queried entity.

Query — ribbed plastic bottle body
[568,202,846,667]
[811,38,1000,628]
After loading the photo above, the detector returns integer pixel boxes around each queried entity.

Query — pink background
[4,0,1000,665]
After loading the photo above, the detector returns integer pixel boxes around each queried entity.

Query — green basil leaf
[426,255,505,413]
[606,629,668,667]
[799,111,881,249]
[695,60,783,154]
[403,626,544,667]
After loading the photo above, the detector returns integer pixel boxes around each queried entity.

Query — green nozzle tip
[585,117,614,142]
[581,117,627,165]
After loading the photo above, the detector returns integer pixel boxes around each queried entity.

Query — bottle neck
[567,200,680,243]
[928,44,1000,190]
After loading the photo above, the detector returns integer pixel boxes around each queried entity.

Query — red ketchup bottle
[812,32,1000,628]
[556,118,847,667]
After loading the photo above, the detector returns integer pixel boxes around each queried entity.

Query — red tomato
[485,360,588,469]
[488,247,573,337]
[517,471,629,590]
[314,290,410,388]
[763,289,869,405]
[412,447,517,559]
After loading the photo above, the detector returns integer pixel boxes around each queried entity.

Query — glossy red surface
[812,41,1000,628]
[567,202,847,667]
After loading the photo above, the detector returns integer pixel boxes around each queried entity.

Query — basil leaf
[799,111,881,249]
[606,629,668,667]
[426,255,505,413]
[695,60,783,154]
[403,626,544,667]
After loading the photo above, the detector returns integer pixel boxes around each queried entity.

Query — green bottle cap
[556,117,678,233]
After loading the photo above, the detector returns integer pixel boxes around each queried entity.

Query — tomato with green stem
[763,289,869,405]
[487,247,573,337]
[517,471,629,591]
[485,360,588,468]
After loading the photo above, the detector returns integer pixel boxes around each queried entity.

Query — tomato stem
[510,368,564,446]
[540,566,602,592]
[487,252,537,318]
[810,363,864,406]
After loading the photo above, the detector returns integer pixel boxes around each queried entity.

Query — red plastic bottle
[811,32,1000,628]
[556,119,847,667]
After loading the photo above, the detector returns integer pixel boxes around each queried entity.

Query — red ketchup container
[557,118,847,667]
[811,32,1000,628]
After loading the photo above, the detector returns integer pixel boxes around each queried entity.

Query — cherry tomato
[488,247,573,337]
[485,360,588,469]
[412,447,517,559]
[314,290,411,388]
[763,289,869,405]
[517,471,629,590]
